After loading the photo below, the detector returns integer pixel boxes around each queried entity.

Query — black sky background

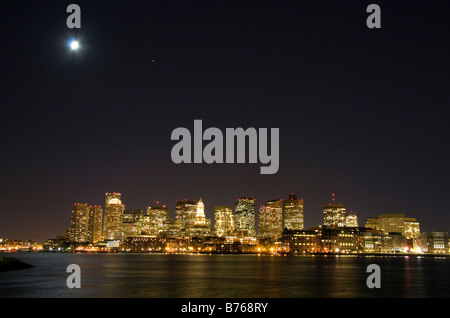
[0,1,449,242]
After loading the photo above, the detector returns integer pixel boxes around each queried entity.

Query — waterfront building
[259,199,283,241]
[380,232,407,253]
[283,193,304,230]
[281,228,318,254]
[318,227,359,253]
[359,229,383,253]
[234,197,256,236]
[419,232,449,254]
[122,236,167,252]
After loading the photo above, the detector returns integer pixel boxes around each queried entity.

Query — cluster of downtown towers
[69,192,358,244]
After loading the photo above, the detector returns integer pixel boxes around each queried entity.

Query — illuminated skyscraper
[175,199,198,236]
[404,218,420,240]
[283,193,304,230]
[122,209,144,238]
[147,205,170,236]
[259,199,283,241]
[103,192,125,240]
[190,198,211,237]
[70,203,90,243]
[214,206,234,237]
[88,205,103,243]
[234,197,256,236]
[195,198,206,225]
[346,212,359,227]
[323,195,347,228]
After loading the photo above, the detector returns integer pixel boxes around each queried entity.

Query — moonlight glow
[69,40,79,50]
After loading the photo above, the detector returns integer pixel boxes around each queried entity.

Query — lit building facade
[259,199,283,241]
[323,204,347,228]
[365,218,379,230]
[195,198,206,225]
[283,194,304,231]
[214,206,234,237]
[88,205,103,243]
[234,197,256,236]
[366,214,420,241]
[70,203,90,243]
[360,229,383,253]
[419,232,449,254]
[346,213,359,227]
[175,199,198,236]
[160,219,183,238]
[404,218,420,240]
[190,198,211,237]
[380,232,407,253]
[318,227,359,253]
[147,205,170,236]
[378,214,405,234]
[282,229,318,254]
[122,209,144,238]
[103,192,125,241]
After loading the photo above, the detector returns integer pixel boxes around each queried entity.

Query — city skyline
[6,190,444,256]
[1,1,449,244]
[1,188,449,243]
[55,191,441,244]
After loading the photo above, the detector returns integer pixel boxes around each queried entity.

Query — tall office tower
[175,199,198,235]
[195,198,206,225]
[259,199,283,241]
[323,194,347,228]
[147,205,170,236]
[283,193,304,230]
[190,198,211,237]
[214,206,234,237]
[346,213,359,227]
[88,205,103,243]
[234,197,256,236]
[103,192,125,240]
[122,209,144,238]
[70,203,90,242]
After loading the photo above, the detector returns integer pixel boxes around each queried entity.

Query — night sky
[1,1,449,242]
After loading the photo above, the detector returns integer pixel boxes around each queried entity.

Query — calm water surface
[1,253,449,298]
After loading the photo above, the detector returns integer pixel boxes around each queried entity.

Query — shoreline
[0,257,34,272]
[2,250,450,258]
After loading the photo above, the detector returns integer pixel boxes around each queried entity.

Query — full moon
[69,40,79,50]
